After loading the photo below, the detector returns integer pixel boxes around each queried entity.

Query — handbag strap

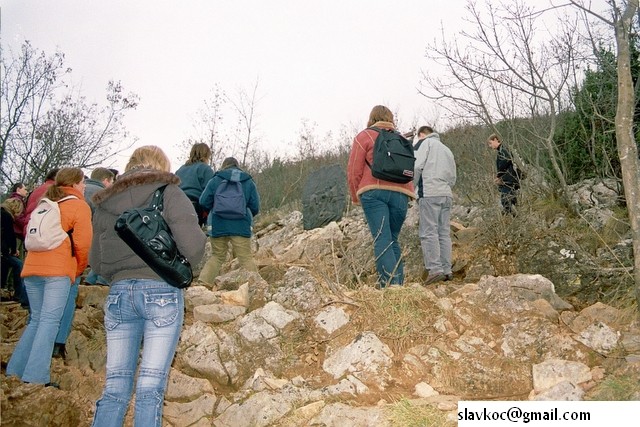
[149,185,168,211]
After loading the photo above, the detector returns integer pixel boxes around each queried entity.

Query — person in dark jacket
[1,200,28,308]
[84,167,115,215]
[175,143,215,226]
[6,182,29,241]
[488,134,521,215]
[198,157,260,285]
[89,145,206,427]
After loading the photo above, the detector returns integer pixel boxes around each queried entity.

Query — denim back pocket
[104,292,122,331]
[144,291,179,327]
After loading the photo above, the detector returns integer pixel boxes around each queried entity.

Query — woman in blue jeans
[6,167,92,386]
[347,105,416,287]
[89,146,206,427]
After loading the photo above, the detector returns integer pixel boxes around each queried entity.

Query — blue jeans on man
[6,276,71,384]
[91,279,184,427]
[359,189,409,287]
[418,196,453,276]
[1,255,29,308]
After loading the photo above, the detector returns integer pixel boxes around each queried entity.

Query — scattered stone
[532,359,591,393]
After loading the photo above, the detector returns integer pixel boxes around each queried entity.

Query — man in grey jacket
[413,126,457,285]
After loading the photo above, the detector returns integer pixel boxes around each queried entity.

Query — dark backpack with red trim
[365,127,415,183]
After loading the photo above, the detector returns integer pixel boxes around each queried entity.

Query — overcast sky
[2,0,549,173]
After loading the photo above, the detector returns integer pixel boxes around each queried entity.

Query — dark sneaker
[425,273,445,285]
[52,343,66,360]
[24,381,60,389]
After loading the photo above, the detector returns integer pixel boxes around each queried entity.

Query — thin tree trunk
[614,1,640,310]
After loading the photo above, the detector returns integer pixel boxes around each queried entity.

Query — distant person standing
[107,168,119,182]
[6,182,29,241]
[81,167,115,287]
[84,167,115,214]
[413,126,457,285]
[346,105,416,288]
[176,143,215,227]
[487,134,520,215]
[1,199,28,308]
[198,157,260,284]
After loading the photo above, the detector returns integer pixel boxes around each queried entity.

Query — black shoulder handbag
[114,185,193,288]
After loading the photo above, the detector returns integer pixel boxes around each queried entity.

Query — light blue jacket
[413,132,457,198]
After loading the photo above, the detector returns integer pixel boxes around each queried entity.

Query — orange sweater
[21,187,93,281]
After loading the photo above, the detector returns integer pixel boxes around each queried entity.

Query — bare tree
[0,41,138,191]
[570,0,640,308]
[419,0,589,206]
[181,85,227,168]
[226,78,262,167]
[0,41,69,187]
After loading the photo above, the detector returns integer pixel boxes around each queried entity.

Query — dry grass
[387,398,456,427]
[348,286,442,356]
[585,374,640,401]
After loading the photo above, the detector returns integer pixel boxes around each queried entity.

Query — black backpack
[365,127,415,183]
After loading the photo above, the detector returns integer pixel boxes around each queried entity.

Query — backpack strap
[364,126,382,170]
[57,195,79,257]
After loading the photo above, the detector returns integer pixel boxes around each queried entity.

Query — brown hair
[418,125,434,135]
[186,143,212,165]
[90,167,115,182]
[10,182,25,193]
[45,168,60,181]
[366,105,394,128]
[220,157,239,170]
[45,167,85,201]
[488,133,501,143]
[125,145,170,172]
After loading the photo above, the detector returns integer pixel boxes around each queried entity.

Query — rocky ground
[1,188,640,426]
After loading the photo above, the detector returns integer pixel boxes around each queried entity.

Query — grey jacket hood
[92,169,180,214]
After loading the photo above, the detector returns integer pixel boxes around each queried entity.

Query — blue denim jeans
[359,189,409,287]
[55,277,80,345]
[6,276,71,384]
[418,196,453,275]
[92,279,184,427]
[1,255,28,307]
[85,269,109,285]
